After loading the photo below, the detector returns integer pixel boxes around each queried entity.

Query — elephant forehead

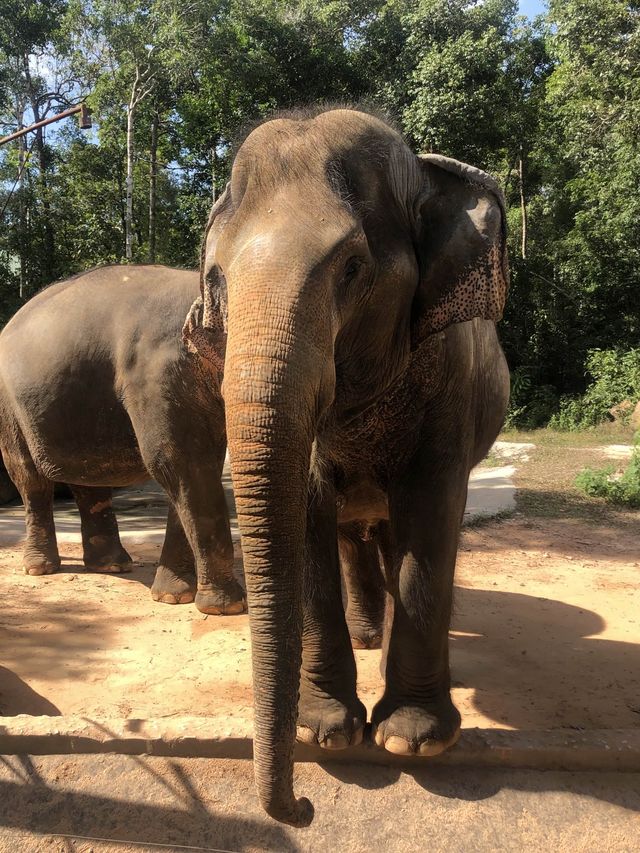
[233,110,407,197]
[219,186,360,268]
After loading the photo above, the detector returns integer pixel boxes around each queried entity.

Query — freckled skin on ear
[205,106,511,823]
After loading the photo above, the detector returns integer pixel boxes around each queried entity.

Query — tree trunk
[125,99,135,262]
[23,54,54,283]
[16,100,27,300]
[519,148,527,260]
[148,110,158,263]
[211,143,218,202]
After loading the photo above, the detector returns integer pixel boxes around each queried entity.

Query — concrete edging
[1,715,639,772]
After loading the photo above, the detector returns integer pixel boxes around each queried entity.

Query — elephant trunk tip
[262,793,314,827]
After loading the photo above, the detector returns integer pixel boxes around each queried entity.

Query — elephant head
[183,108,508,824]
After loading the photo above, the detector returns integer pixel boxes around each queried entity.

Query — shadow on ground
[463,510,639,561]
[451,587,640,729]
[0,754,298,852]
[0,597,134,686]
[323,762,640,813]
[0,669,60,716]
[515,486,640,530]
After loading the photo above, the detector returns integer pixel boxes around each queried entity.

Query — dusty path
[1,517,638,732]
[1,439,638,732]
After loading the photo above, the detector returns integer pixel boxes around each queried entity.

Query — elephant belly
[22,393,147,486]
[337,476,389,525]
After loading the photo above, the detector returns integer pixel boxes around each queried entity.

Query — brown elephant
[185,107,510,824]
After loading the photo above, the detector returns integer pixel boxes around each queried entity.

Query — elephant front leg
[151,504,196,604]
[171,473,245,615]
[372,467,465,757]
[128,392,246,615]
[297,494,366,750]
[71,486,132,573]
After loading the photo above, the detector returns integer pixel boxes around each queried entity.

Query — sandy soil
[1,514,638,732]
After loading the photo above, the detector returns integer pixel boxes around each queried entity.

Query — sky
[518,0,546,18]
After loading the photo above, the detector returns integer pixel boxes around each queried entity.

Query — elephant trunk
[224,283,330,826]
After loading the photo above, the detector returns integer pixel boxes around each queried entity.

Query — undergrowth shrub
[549,349,640,431]
[575,432,640,508]
[504,367,559,429]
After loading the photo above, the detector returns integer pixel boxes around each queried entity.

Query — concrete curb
[1,716,639,772]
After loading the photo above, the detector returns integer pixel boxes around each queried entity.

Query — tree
[0,0,75,295]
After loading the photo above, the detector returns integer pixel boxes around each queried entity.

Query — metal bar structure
[0,103,91,146]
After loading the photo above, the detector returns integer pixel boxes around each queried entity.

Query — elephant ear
[411,154,509,348]
[182,184,233,373]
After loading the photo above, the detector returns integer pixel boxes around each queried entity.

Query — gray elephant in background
[185,107,510,824]
[0,264,244,615]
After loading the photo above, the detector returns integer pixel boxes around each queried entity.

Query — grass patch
[478,452,504,468]
[574,435,640,508]
[500,424,635,448]
[505,433,640,529]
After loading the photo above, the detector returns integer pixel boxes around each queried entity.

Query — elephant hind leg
[1,431,59,575]
[70,485,132,573]
[151,503,196,605]
[339,523,386,650]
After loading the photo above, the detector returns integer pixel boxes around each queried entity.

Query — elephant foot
[85,559,133,574]
[297,679,366,750]
[194,578,246,615]
[346,609,384,650]
[24,558,60,576]
[84,540,133,574]
[151,564,196,605]
[371,694,461,756]
[347,622,383,650]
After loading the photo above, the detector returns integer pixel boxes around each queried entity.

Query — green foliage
[575,434,640,508]
[505,367,558,430]
[0,0,638,427]
[549,349,640,430]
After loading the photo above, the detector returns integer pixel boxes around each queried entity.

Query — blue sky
[519,0,546,18]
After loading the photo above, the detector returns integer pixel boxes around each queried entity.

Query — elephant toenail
[418,728,461,756]
[384,735,412,755]
[322,734,349,750]
[296,727,318,745]
[418,740,444,756]
[373,726,384,748]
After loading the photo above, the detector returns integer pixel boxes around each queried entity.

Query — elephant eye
[342,257,363,286]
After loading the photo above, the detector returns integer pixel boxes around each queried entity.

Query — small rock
[609,399,634,422]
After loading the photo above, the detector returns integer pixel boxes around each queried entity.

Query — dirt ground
[1,508,638,732]
[1,755,639,853]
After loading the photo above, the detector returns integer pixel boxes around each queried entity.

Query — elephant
[0,264,244,615]
[184,106,510,825]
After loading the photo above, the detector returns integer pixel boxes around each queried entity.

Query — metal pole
[0,103,91,146]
